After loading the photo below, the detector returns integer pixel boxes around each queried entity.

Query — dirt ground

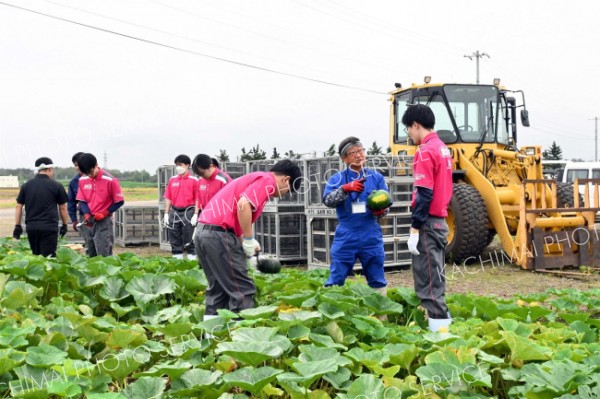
[1,201,598,297]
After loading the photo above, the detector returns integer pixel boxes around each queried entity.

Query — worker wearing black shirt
[14,157,69,257]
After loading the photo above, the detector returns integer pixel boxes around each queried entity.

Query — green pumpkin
[257,257,282,274]
[367,190,391,210]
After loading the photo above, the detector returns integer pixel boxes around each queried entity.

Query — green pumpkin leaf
[100,277,130,302]
[318,302,345,319]
[346,374,386,399]
[239,305,278,320]
[26,344,68,367]
[222,366,282,395]
[122,376,166,399]
[215,341,284,367]
[126,275,175,305]
[171,368,222,393]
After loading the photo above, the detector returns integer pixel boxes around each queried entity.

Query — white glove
[163,213,170,225]
[242,238,261,257]
[407,231,420,255]
[190,213,198,226]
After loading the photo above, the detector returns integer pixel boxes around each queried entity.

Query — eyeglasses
[403,126,409,134]
[346,148,365,157]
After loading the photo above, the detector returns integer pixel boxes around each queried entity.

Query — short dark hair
[72,152,85,165]
[270,159,302,193]
[77,153,98,174]
[338,136,362,156]
[174,154,191,165]
[35,157,53,169]
[192,154,212,174]
[401,104,435,130]
[211,157,220,169]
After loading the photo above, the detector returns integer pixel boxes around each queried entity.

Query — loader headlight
[524,147,536,156]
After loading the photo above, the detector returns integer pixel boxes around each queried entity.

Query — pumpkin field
[0,238,598,398]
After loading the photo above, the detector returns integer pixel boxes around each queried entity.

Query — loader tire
[485,229,496,248]
[446,183,489,264]
[556,182,580,208]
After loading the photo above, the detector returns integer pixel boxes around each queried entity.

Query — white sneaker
[172,254,184,260]
[187,254,197,261]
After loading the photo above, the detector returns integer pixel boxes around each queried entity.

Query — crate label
[263,203,277,213]
[305,208,337,217]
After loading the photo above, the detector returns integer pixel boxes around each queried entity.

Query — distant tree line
[0,167,157,185]
[215,141,391,162]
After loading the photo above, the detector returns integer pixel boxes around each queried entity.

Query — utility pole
[103,150,108,170]
[590,117,599,161]
[464,50,490,84]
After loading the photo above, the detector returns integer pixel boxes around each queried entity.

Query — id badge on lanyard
[352,201,366,214]
[347,169,366,214]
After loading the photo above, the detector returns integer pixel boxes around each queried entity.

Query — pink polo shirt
[411,132,453,217]
[76,169,124,214]
[197,168,232,209]
[164,172,198,208]
[199,172,276,237]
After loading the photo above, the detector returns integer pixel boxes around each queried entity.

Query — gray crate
[114,206,160,247]
[304,155,414,207]
[254,211,307,261]
[247,159,307,206]
[157,165,176,205]
[221,162,248,180]
[306,206,412,270]
[158,205,171,252]
[305,157,343,207]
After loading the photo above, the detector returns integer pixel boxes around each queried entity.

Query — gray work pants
[168,207,196,255]
[412,216,450,319]
[81,217,114,257]
[194,225,256,315]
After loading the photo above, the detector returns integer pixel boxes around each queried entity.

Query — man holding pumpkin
[322,136,392,295]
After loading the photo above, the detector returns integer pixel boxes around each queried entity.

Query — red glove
[93,210,110,221]
[83,213,93,226]
[342,178,365,193]
[72,221,79,232]
[371,208,387,218]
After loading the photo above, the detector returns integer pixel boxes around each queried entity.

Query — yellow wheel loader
[389,79,600,270]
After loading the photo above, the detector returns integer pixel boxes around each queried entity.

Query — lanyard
[345,167,365,202]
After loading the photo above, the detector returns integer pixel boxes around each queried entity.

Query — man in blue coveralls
[323,136,392,295]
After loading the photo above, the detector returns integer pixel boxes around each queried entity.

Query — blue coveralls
[323,167,390,288]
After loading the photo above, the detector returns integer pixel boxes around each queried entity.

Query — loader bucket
[520,178,600,270]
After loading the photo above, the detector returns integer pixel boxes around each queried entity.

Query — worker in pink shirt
[76,153,124,256]
[191,154,232,225]
[163,154,198,260]
[403,104,453,332]
[195,159,301,321]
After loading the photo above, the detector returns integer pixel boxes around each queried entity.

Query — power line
[147,0,402,74]
[528,126,595,141]
[0,1,386,95]
[41,0,382,87]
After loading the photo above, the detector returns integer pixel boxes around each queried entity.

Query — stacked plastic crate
[248,159,307,262]
[306,155,414,270]
[114,205,160,247]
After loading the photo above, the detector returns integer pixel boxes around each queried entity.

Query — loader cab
[390,82,527,154]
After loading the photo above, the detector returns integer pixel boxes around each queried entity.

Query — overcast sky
[1,0,599,173]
